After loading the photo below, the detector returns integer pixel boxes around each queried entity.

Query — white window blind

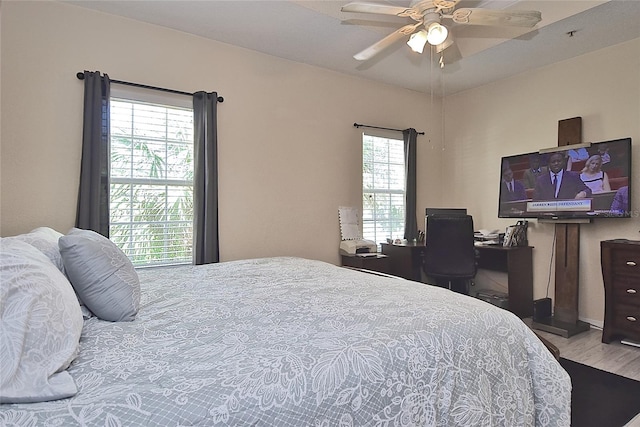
[362,132,406,247]
[109,89,194,267]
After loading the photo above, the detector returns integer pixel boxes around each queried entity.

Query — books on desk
[475,229,499,238]
[475,240,500,246]
[475,229,500,246]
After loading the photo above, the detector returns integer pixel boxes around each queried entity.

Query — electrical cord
[545,227,557,298]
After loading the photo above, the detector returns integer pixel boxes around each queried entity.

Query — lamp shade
[426,22,448,46]
[407,30,428,53]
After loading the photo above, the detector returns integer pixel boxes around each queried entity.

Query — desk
[381,242,425,281]
[476,245,533,318]
[380,242,534,318]
[340,254,389,274]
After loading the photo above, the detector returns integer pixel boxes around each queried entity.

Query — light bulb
[426,22,448,46]
[407,30,428,54]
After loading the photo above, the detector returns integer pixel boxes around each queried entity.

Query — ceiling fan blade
[353,22,421,61]
[341,2,415,18]
[451,8,542,27]
[433,0,461,13]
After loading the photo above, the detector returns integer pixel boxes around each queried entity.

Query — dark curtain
[192,92,220,265]
[403,128,418,240]
[76,71,110,237]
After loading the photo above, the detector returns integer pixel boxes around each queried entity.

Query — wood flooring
[525,319,640,427]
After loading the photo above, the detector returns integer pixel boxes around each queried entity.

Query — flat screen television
[498,137,632,220]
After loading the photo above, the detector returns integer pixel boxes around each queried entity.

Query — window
[109,87,194,267]
[362,132,405,246]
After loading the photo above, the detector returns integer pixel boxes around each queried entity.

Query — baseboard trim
[579,316,603,330]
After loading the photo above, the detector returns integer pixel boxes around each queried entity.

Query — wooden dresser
[600,239,640,343]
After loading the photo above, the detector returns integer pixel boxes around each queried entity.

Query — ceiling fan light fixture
[426,22,448,46]
[436,36,454,54]
[407,29,428,53]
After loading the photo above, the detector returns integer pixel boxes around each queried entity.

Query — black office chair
[422,214,477,294]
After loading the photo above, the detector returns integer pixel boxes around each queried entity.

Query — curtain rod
[76,72,224,103]
[353,123,424,135]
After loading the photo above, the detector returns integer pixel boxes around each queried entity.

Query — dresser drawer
[611,280,640,304]
[601,240,640,343]
[612,304,640,334]
[611,250,640,277]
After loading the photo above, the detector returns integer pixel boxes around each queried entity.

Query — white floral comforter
[0,257,570,426]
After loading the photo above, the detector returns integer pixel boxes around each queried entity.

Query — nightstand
[341,254,389,274]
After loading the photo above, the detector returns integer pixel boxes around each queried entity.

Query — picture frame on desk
[503,226,515,247]
[503,221,528,247]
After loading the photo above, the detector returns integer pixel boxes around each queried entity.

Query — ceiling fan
[341,0,542,61]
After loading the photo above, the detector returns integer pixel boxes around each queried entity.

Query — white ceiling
[64,0,640,95]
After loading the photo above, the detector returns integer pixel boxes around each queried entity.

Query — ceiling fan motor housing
[422,11,442,26]
[410,0,459,17]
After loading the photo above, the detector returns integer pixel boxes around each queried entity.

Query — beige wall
[0,1,441,264]
[442,38,640,325]
[2,1,639,325]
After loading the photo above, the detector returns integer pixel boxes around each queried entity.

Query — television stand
[531,117,590,338]
[531,316,590,338]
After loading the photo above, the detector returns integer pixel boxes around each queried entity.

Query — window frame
[361,130,406,247]
[108,86,195,267]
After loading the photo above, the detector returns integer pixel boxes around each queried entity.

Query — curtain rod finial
[76,72,85,80]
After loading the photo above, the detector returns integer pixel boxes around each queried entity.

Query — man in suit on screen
[533,151,591,200]
[522,153,548,189]
[500,161,528,202]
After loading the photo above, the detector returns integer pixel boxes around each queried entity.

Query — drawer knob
[628,289,638,294]
[627,316,637,322]
[626,261,637,266]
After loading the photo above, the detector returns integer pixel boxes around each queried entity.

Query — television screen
[498,137,632,220]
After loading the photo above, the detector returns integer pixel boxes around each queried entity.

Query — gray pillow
[59,228,140,322]
[0,238,83,403]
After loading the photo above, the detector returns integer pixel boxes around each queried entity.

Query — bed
[1,228,571,426]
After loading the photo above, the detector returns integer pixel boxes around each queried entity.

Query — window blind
[362,133,406,246]
[109,96,195,267]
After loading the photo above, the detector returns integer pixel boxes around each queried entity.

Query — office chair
[422,214,477,294]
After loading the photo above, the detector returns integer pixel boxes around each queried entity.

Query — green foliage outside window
[109,99,194,267]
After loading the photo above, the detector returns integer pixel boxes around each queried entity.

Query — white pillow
[8,227,66,274]
[0,238,83,403]
[59,228,140,322]
[7,227,94,319]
